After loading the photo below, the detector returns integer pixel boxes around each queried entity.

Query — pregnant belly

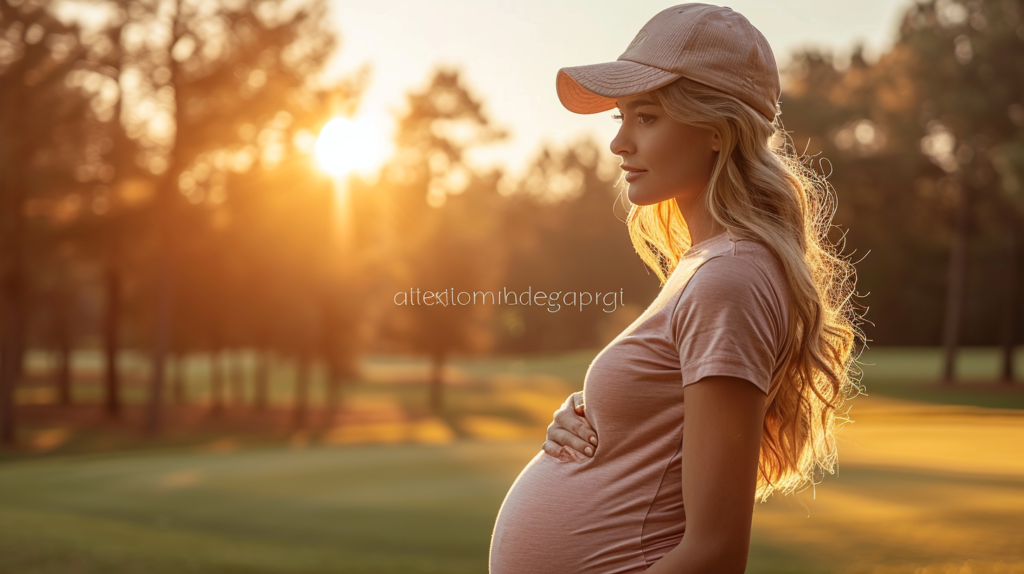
[489,451,656,574]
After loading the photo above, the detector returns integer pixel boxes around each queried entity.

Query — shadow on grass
[865,379,1024,410]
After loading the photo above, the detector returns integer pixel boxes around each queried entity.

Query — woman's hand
[542,391,598,462]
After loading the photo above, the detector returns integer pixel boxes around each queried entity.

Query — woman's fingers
[546,426,595,458]
[570,393,597,446]
[542,440,584,462]
[574,416,598,448]
[553,402,598,448]
[558,393,576,415]
[572,391,585,415]
[542,391,599,462]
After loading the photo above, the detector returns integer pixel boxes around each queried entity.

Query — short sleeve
[671,254,788,394]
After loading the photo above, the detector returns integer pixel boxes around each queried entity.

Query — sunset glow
[315,115,392,176]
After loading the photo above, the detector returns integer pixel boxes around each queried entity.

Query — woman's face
[609,93,720,206]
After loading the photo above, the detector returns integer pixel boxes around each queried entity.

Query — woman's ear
[711,132,721,153]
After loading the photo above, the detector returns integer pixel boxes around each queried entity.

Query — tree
[895,0,1024,382]
[84,0,349,432]
[0,0,93,443]
[497,137,657,353]
[371,67,507,414]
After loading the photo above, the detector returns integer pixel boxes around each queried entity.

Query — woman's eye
[611,112,655,125]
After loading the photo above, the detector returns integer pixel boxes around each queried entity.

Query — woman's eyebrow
[615,99,658,110]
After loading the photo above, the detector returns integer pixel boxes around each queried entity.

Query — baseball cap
[556,3,781,122]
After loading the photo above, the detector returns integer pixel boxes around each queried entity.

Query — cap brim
[556,60,682,114]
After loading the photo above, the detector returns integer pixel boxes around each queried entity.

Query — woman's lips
[625,170,647,183]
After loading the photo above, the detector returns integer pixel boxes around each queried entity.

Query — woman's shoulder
[732,238,786,278]
[696,235,784,280]
[678,236,790,312]
[671,236,792,345]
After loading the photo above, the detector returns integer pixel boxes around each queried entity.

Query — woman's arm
[645,375,766,574]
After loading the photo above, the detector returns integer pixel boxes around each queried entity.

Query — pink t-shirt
[489,231,791,574]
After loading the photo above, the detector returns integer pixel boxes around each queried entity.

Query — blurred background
[0,0,1022,572]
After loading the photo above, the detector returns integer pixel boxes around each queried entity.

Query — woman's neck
[674,195,726,246]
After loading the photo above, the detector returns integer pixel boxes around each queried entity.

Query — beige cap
[556,3,781,122]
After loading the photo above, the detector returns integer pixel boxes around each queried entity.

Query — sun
[315,115,392,176]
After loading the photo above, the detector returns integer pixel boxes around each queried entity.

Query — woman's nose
[609,126,634,158]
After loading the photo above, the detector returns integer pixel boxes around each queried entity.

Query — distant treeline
[1,0,1022,438]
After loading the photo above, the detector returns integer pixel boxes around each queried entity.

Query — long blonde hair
[623,76,868,502]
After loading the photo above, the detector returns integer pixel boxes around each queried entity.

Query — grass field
[1,346,1023,573]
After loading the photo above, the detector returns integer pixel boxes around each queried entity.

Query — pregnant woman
[488,4,865,574]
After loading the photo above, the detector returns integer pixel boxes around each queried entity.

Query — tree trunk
[210,345,226,417]
[145,228,174,435]
[254,350,269,411]
[293,358,309,428]
[0,239,27,445]
[55,345,71,406]
[321,296,341,426]
[324,352,352,428]
[324,358,341,427]
[172,353,187,405]
[1000,225,1020,384]
[941,181,970,384]
[55,290,72,406]
[429,352,445,414]
[103,258,121,418]
[230,350,245,407]
[145,0,185,435]
[0,130,28,444]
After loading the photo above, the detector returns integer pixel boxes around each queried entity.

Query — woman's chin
[626,186,660,206]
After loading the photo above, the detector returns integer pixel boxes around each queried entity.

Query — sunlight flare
[315,115,392,176]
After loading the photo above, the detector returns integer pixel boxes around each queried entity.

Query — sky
[325,0,913,179]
